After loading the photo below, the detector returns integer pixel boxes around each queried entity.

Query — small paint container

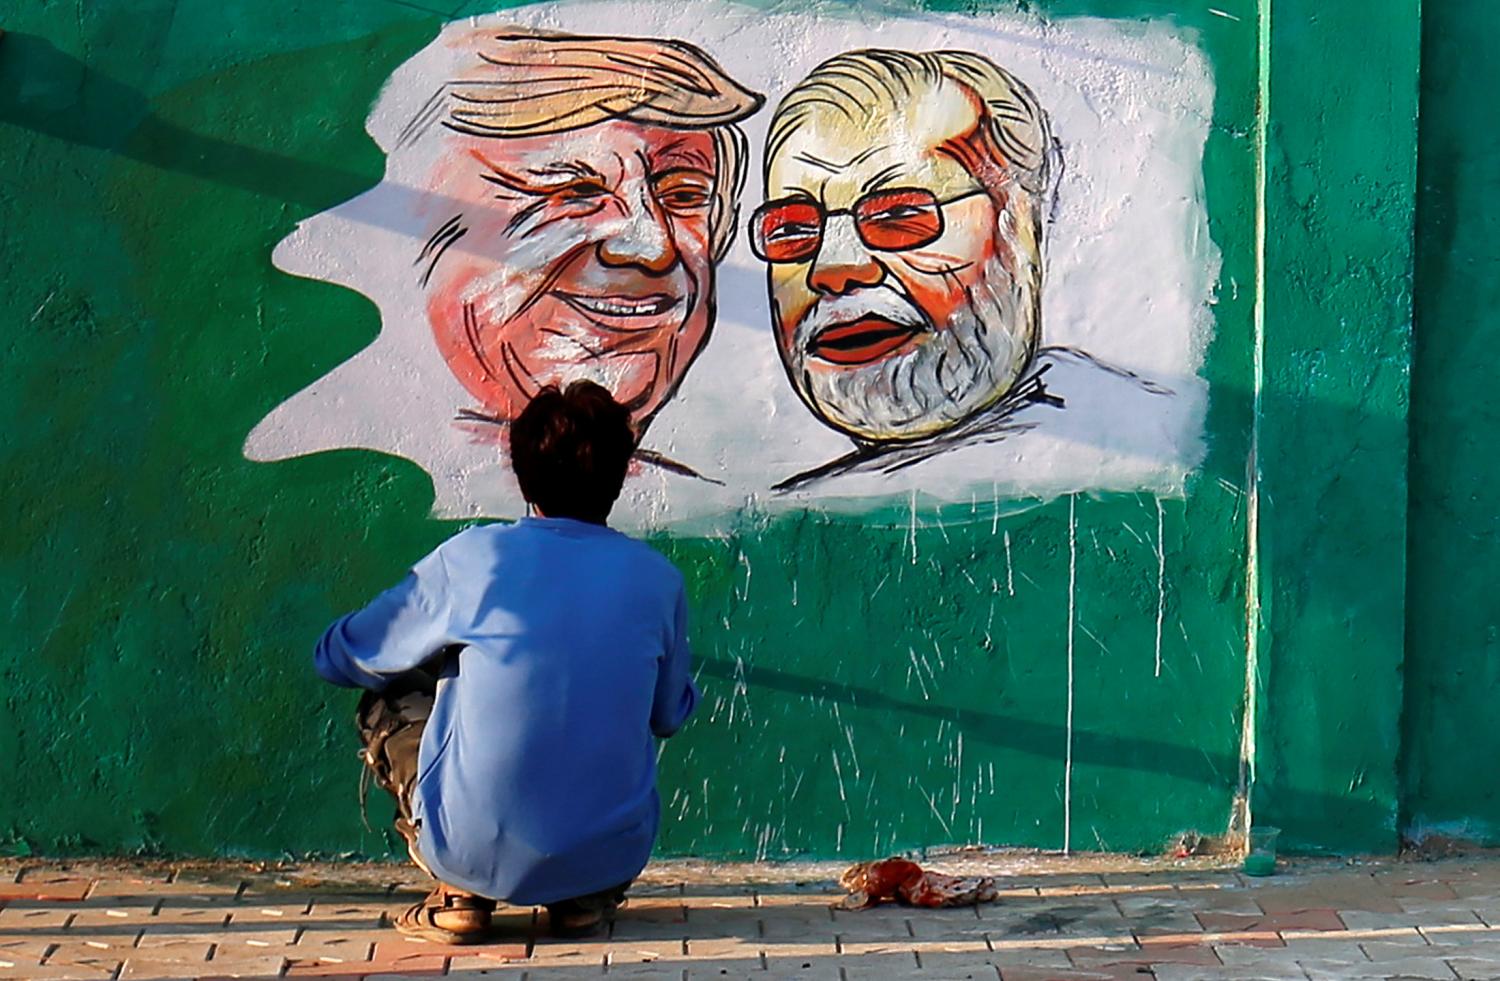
[1242,826,1281,876]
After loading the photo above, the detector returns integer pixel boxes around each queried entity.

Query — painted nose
[807,214,884,295]
[598,187,679,274]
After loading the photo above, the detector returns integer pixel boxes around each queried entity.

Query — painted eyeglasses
[749,187,986,264]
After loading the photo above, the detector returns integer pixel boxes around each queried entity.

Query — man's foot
[394,883,495,944]
[545,888,625,939]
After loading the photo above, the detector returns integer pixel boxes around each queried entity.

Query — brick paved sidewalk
[2,853,1499,980]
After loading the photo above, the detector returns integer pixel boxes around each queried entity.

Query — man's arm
[314,547,456,691]
[650,584,699,738]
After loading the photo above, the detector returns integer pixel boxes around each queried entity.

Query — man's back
[315,516,696,905]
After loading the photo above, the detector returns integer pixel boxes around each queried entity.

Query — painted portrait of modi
[754,49,1177,491]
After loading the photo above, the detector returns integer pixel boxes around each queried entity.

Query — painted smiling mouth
[808,317,926,366]
[557,292,681,321]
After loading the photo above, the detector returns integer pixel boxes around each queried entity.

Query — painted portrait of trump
[245,26,762,505]
[418,32,760,435]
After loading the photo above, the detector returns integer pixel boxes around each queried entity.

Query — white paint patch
[244,0,1219,530]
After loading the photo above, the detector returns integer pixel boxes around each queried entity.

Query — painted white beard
[794,250,1041,443]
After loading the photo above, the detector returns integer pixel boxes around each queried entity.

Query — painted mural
[244,1,1218,528]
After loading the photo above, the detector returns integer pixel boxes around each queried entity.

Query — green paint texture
[0,0,1477,861]
[1251,0,1419,853]
[1402,0,1500,845]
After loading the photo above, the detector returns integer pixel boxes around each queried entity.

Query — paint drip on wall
[243,1,1219,530]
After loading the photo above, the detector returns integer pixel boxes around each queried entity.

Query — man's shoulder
[434,520,682,588]
[606,530,684,588]
[531,520,683,584]
[420,521,531,580]
[436,521,511,554]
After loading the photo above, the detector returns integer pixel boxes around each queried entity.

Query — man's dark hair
[509,381,637,524]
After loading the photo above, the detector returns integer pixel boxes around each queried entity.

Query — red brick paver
[1196,906,1347,934]
[0,877,92,903]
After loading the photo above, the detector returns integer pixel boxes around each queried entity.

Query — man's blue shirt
[314,517,698,905]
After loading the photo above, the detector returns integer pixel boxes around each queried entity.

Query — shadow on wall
[695,656,1400,850]
[0,33,374,219]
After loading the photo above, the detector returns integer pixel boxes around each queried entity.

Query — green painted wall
[1250,0,1420,854]
[1402,0,1500,846]
[0,0,1470,862]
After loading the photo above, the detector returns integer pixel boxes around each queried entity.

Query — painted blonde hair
[766,49,1054,198]
[401,31,764,261]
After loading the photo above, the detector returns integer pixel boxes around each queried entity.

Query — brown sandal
[545,886,626,939]
[394,885,494,944]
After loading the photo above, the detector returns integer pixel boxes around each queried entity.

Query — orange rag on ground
[837,857,999,910]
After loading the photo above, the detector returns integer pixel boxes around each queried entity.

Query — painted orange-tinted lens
[754,200,824,262]
[854,189,943,251]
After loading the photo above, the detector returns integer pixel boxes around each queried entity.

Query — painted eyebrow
[470,150,606,195]
[861,162,908,195]
[529,160,607,181]
[653,139,714,172]
[791,144,891,174]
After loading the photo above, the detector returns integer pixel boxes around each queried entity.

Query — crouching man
[313,381,699,942]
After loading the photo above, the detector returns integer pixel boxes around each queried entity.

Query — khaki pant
[355,678,630,916]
